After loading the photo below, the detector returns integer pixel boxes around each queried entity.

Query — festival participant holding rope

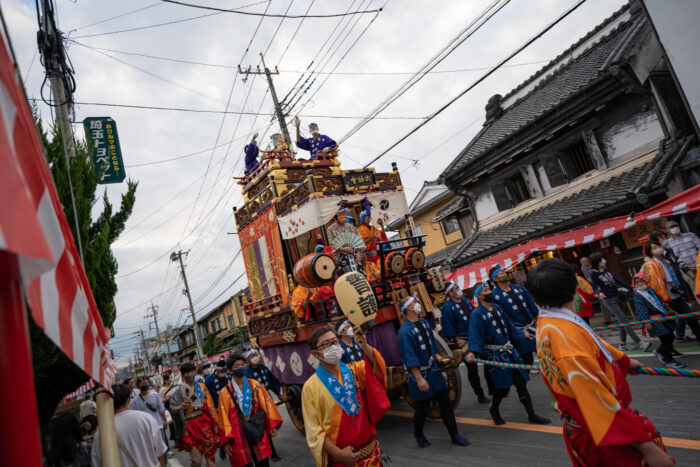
[466,282,550,426]
[529,258,674,467]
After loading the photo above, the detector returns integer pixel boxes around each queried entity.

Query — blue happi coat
[441,297,474,338]
[340,339,364,364]
[492,284,539,328]
[204,372,232,408]
[245,363,281,396]
[296,134,336,158]
[244,142,259,173]
[468,303,531,389]
[398,318,446,401]
[633,289,674,338]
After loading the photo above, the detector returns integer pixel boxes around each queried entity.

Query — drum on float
[293,253,336,288]
[384,251,405,276]
[404,247,425,271]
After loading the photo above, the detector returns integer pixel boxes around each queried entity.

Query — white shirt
[80,399,97,419]
[91,409,166,467]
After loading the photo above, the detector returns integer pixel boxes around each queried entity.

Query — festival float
[233,139,460,431]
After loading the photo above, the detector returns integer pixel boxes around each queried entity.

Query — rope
[473,358,700,378]
[590,311,700,332]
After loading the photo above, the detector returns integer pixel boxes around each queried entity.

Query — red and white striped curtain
[448,185,700,288]
[0,34,117,389]
[63,380,96,402]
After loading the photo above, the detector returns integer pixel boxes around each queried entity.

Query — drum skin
[293,253,336,288]
[404,247,425,271]
[384,251,405,276]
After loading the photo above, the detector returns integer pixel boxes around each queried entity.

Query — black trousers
[244,443,271,467]
[465,360,493,397]
[658,333,675,361]
[492,370,538,419]
[670,297,700,344]
[521,352,535,366]
[413,388,458,437]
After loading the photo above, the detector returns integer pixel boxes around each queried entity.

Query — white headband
[338,320,351,334]
[243,350,256,359]
[445,281,457,294]
[400,293,419,311]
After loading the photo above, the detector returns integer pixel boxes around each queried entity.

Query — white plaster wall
[600,111,664,161]
[473,184,499,221]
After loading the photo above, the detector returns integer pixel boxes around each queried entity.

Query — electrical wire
[71,0,269,39]
[162,0,382,18]
[339,0,510,144]
[363,0,588,168]
[69,2,162,32]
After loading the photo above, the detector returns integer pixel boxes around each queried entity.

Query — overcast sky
[4,0,625,363]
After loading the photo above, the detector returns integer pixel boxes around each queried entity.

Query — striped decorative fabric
[64,380,96,402]
[448,185,700,288]
[0,35,116,390]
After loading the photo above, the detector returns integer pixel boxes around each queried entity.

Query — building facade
[439,2,699,285]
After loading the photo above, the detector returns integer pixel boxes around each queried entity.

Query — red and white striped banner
[63,379,96,402]
[448,185,700,288]
[0,34,116,389]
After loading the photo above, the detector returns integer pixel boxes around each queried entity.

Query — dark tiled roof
[449,162,648,267]
[435,196,466,220]
[388,189,454,229]
[441,7,648,178]
[425,243,462,267]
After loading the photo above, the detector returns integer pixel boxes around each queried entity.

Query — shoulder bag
[225,383,267,445]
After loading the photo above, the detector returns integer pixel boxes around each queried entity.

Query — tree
[30,114,138,427]
[203,333,224,356]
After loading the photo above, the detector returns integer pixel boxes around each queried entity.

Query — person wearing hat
[632,272,685,368]
[245,349,286,462]
[204,359,232,409]
[466,282,550,426]
[195,362,211,383]
[440,280,491,403]
[337,320,365,364]
[489,264,539,373]
[327,207,366,276]
[244,132,260,174]
[528,259,674,467]
[295,117,337,160]
[398,293,470,448]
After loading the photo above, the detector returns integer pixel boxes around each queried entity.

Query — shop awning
[447,184,700,289]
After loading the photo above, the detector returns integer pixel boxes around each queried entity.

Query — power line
[69,2,162,32]
[52,100,427,119]
[275,0,315,66]
[70,0,268,39]
[363,0,588,168]
[66,40,550,75]
[339,0,510,144]
[162,0,383,18]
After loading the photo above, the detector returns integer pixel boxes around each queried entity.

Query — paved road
[172,343,700,466]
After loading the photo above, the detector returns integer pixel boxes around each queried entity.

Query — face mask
[218,376,229,386]
[184,374,195,384]
[481,293,493,303]
[455,290,463,298]
[670,227,681,235]
[346,327,354,338]
[139,384,148,392]
[636,284,647,291]
[652,247,664,257]
[204,368,213,376]
[320,344,343,365]
[600,259,607,268]
[311,129,319,136]
[413,303,422,314]
[250,356,261,366]
[233,367,246,378]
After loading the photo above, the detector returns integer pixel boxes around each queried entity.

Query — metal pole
[260,53,292,149]
[172,251,204,360]
[95,388,120,467]
[138,328,152,374]
[147,302,172,366]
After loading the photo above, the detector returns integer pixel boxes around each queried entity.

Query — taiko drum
[293,253,336,288]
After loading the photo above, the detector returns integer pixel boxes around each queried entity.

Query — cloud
[3,0,626,363]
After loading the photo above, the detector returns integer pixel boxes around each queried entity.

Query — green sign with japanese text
[83,117,126,184]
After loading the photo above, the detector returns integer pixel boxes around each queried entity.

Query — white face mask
[311,129,319,136]
[413,303,422,314]
[636,284,647,291]
[600,259,607,268]
[670,227,681,235]
[346,327,354,337]
[204,368,213,376]
[320,344,343,365]
[455,290,463,298]
[250,356,261,366]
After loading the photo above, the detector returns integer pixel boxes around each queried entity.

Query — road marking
[386,411,700,450]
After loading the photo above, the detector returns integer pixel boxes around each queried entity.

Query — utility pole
[138,328,152,374]
[170,250,203,360]
[146,302,172,367]
[239,53,293,149]
[38,0,76,159]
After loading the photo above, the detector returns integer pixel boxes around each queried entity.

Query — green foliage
[203,333,224,356]
[30,113,137,426]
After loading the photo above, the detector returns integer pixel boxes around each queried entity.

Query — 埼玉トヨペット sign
[83,117,125,184]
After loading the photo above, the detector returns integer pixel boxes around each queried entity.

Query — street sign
[83,117,126,184]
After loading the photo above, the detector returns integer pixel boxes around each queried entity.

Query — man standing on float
[295,116,337,160]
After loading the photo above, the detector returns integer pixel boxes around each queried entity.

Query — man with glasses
[302,325,389,467]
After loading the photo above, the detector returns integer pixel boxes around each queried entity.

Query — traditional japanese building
[439,2,699,285]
